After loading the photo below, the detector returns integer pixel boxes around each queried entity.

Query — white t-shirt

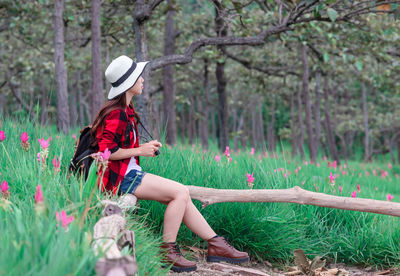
[125,121,142,175]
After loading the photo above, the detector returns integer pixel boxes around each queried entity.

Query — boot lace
[222,237,234,249]
[172,243,183,256]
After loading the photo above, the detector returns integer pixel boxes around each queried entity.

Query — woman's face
[128,76,144,96]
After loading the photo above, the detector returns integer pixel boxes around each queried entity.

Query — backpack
[69,110,132,181]
[68,125,99,181]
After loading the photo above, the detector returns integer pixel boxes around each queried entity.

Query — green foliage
[0,116,166,276]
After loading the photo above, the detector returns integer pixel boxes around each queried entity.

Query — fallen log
[186,185,400,217]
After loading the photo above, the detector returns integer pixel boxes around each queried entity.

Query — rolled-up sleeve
[98,110,126,154]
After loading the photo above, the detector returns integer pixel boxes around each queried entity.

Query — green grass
[0,114,399,275]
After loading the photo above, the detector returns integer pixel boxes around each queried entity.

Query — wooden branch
[223,49,300,77]
[149,0,400,71]
[186,185,400,217]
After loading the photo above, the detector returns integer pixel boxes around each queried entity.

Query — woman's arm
[109,147,142,161]
[109,141,162,161]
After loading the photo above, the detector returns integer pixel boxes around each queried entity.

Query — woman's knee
[174,184,191,204]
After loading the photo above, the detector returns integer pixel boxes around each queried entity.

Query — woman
[90,55,248,273]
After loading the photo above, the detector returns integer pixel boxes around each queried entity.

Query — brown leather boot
[160,242,197,272]
[207,236,249,263]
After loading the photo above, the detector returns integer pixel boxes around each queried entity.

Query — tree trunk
[267,98,275,152]
[257,102,266,152]
[69,78,78,128]
[132,1,151,134]
[302,44,315,162]
[297,83,305,160]
[323,76,339,162]
[362,82,370,162]
[215,4,229,152]
[251,108,257,149]
[90,0,104,120]
[314,69,322,158]
[53,0,70,133]
[163,0,177,145]
[186,186,400,217]
[200,59,210,149]
[40,79,48,125]
[211,112,217,146]
[290,91,298,157]
[180,109,186,144]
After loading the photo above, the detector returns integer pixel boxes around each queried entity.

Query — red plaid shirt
[95,104,140,195]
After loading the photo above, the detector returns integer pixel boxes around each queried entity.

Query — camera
[155,149,160,156]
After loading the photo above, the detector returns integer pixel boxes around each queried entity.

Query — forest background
[0,0,399,163]
[1,1,400,275]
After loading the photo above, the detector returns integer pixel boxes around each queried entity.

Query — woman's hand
[139,140,162,157]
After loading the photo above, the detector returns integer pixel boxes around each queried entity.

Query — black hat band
[111,62,137,87]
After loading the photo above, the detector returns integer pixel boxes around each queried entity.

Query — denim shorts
[118,169,146,195]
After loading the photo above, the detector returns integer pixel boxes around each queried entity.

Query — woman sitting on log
[90,55,249,273]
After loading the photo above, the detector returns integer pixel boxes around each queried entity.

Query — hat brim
[107,61,149,100]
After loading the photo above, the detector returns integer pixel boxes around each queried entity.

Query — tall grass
[1,114,399,275]
[0,115,167,276]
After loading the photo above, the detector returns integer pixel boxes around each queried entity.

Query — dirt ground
[166,247,400,276]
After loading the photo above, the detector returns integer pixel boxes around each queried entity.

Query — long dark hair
[90,94,140,148]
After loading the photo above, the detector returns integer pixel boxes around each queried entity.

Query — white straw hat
[105,55,149,100]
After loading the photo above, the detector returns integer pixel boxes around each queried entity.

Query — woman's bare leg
[133,173,216,242]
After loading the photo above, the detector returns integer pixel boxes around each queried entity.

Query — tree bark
[302,44,315,162]
[214,4,229,152]
[257,102,266,152]
[323,76,339,162]
[297,83,305,160]
[266,98,275,152]
[199,59,210,150]
[186,186,400,217]
[90,0,104,121]
[40,79,48,125]
[314,69,322,157]
[290,91,298,157]
[162,0,178,145]
[361,82,370,162]
[69,81,78,128]
[53,0,70,133]
[251,107,257,150]
[132,1,151,134]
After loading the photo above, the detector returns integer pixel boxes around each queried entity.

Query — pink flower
[215,155,221,162]
[224,146,230,158]
[332,161,337,169]
[323,156,327,160]
[357,184,360,192]
[250,147,255,155]
[0,130,5,142]
[37,137,50,149]
[246,173,254,183]
[341,171,346,176]
[56,210,74,230]
[351,191,357,198]
[329,172,335,184]
[1,181,9,193]
[246,173,254,189]
[339,186,343,194]
[387,194,393,201]
[372,169,377,176]
[304,161,308,166]
[35,185,43,203]
[315,186,319,192]
[52,157,61,172]
[20,132,29,143]
[72,134,77,139]
[228,157,232,163]
[37,153,45,163]
[100,148,111,161]
[316,163,320,167]
[295,169,298,174]
[365,171,370,176]
[388,163,392,169]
